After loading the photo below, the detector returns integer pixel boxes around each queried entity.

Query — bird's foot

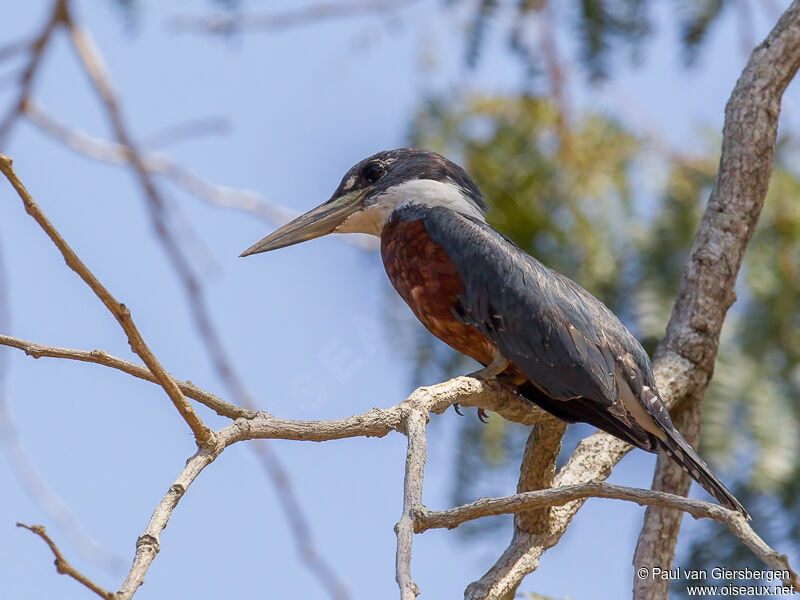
[453,403,464,416]
[468,353,509,381]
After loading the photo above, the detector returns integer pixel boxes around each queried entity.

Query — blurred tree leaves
[136,0,738,80]
[453,0,740,79]
[404,93,800,589]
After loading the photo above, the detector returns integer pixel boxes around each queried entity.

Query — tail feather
[660,430,749,519]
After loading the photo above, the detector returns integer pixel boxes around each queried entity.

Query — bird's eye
[364,162,385,183]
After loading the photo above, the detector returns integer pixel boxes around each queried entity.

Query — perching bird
[241,148,748,517]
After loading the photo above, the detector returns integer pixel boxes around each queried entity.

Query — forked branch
[17,523,114,600]
[415,483,797,589]
[0,154,213,446]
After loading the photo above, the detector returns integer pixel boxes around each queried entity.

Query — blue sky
[0,1,795,599]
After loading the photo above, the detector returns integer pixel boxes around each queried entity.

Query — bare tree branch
[0,334,254,420]
[2,325,561,598]
[0,397,127,572]
[4,300,795,599]
[0,153,214,446]
[108,377,524,598]
[514,417,566,535]
[0,37,33,63]
[469,416,566,600]
[22,100,291,221]
[22,100,377,250]
[16,523,114,600]
[138,116,231,150]
[247,441,350,600]
[114,442,222,600]
[414,482,798,589]
[109,370,797,600]
[168,0,426,34]
[395,410,427,599]
[0,0,65,143]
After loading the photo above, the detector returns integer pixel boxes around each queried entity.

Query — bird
[240,147,748,518]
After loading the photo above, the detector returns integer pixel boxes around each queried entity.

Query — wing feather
[423,207,653,406]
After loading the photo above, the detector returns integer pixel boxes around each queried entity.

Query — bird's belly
[407,285,496,363]
[381,216,496,365]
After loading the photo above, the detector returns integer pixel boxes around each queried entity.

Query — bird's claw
[453,403,488,422]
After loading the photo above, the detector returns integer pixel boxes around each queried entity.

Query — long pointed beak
[240,191,363,257]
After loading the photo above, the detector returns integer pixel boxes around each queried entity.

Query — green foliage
[675,0,726,60]
[176,0,732,78]
[453,0,735,79]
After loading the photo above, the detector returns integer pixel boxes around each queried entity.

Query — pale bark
[632,2,800,597]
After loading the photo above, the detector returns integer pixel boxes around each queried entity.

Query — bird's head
[240,148,486,256]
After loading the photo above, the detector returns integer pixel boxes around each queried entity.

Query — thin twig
[23,98,293,221]
[0,37,33,63]
[0,334,253,420]
[0,205,124,573]
[22,99,377,250]
[0,153,214,446]
[17,523,115,600]
[114,443,222,600]
[0,396,128,572]
[168,0,425,34]
[247,441,350,600]
[139,116,231,150]
[415,482,798,589]
[0,0,66,143]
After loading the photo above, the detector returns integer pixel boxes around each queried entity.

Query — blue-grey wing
[422,206,654,407]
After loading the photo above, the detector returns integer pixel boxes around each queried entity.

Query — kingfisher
[241,148,748,517]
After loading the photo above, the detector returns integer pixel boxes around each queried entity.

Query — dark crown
[335,148,488,215]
